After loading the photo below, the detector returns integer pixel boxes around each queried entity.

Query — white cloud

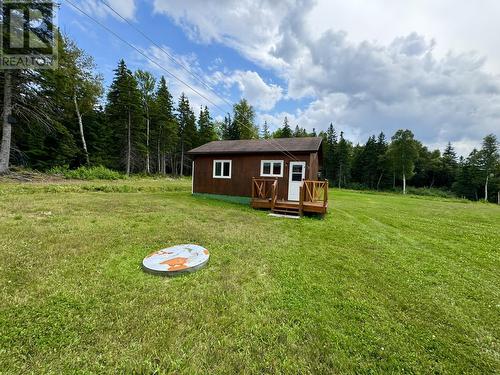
[215,70,283,111]
[133,45,227,112]
[79,0,137,21]
[151,0,500,154]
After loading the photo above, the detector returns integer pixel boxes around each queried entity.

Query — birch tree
[62,38,103,165]
[479,134,499,201]
[388,129,419,194]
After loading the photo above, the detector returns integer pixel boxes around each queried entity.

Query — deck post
[299,182,304,216]
[324,179,328,207]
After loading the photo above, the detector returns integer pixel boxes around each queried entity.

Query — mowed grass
[0,178,499,374]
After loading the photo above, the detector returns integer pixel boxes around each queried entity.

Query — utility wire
[65,0,300,162]
[98,0,299,161]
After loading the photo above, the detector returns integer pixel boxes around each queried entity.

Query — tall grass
[48,165,126,180]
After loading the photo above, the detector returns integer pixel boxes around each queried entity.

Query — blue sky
[61,0,500,156]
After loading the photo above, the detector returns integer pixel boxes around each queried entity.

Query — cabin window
[260,160,284,177]
[213,160,232,179]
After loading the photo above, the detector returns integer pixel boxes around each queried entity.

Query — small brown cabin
[187,137,328,215]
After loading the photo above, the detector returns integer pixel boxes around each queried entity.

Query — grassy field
[0,177,499,374]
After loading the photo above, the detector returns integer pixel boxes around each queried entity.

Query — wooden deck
[251,178,328,216]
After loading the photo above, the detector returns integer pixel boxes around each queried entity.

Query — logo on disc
[142,244,209,276]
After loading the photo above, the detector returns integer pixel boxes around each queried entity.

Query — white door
[288,161,306,201]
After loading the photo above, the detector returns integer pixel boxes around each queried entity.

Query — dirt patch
[0,169,65,183]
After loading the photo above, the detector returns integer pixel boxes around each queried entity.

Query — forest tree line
[1,34,499,201]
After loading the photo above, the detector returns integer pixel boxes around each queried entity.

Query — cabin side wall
[192,152,319,199]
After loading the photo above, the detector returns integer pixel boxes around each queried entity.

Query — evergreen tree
[336,131,352,188]
[135,70,156,173]
[261,121,271,139]
[293,125,307,137]
[233,99,258,139]
[375,132,390,190]
[324,123,337,182]
[276,116,293,138]
[152,76,177,174]
[440,142,458,189]
[221,114,238,140]
[105,59,143,174]
[197,106,217,145]
[177,93,197,176]
[453,150,483,200]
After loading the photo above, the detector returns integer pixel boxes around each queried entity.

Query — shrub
[405,186,457,199]
[48,166,125,180]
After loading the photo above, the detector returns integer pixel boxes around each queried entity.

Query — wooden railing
[252,178,278,201]
[301,180,329,207]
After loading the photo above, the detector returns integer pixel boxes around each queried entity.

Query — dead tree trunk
[484,174,489,201]
[180,142,184,177]
[338,165,342,188]
[376,173,383,191]
[145,105,150,174]
[157,137,161,174]
[73,92,89,165]
[0,71,13,174]
[126,107,131,175]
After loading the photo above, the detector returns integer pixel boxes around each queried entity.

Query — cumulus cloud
[214,70,283,111]
[134,45,227,112]
[152,0,500,153]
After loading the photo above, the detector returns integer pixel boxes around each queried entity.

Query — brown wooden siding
[192,152,318,200]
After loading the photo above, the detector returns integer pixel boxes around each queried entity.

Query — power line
[64,0,299,161]
[98,0,299,162]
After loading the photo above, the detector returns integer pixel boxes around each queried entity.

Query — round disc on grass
[142,244,209,276]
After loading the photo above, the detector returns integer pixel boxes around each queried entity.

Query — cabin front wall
[192,152,318,200]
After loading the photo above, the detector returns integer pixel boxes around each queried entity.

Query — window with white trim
[213,160,232,179]
[260,160,284,177]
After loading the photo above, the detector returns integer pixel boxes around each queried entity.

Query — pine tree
[233,99,258,139]
[440,142,458,189]
[261,121,271,139]
[293,125,307,137]
[105,59,143,174]
[197,106,217,145]
[375,132,389,190]
[177,93,197,176]
[277,117,292,138]
[152,76,177,174]
[135,70,156,173]
[336,131,351,188]
[221,114,238,140]
[325,123,337,182]
[453,150,483,200]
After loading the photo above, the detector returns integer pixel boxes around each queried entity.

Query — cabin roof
[187,137,323,155]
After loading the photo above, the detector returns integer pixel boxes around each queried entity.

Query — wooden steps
[251,178,328,216]
[272,203,301,217]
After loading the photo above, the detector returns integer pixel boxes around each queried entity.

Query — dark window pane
[215,162,221,176]
[292,173,302,182]
[273,162,281,175]
[263,162,271,175]
[223,162,230,177]
[292,164,302,173]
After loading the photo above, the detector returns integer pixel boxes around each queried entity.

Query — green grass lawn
[1,178,499,374]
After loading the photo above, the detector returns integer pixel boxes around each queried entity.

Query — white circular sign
[142,244,209,275]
